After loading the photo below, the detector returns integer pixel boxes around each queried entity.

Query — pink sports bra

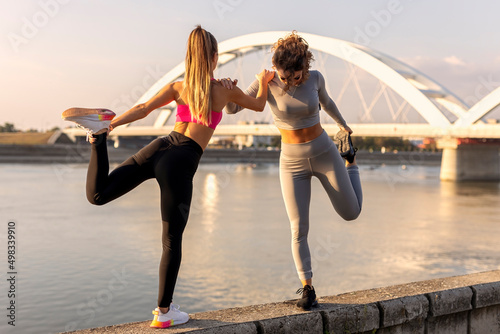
[175,104,223,130]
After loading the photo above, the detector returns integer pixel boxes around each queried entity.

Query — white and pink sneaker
[150,304,189,328]
[62,107,115,139]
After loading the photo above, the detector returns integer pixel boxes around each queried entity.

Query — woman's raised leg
[312,143,362,221]
[86,133,158,205]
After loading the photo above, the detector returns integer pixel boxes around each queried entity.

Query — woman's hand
[227,70,273,112]
[107,124,114,136]
[256,69,275,84]
[218,78,238,90]
[340,124,353,134]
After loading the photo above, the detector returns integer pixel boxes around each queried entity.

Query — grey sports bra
[225,70,347,130]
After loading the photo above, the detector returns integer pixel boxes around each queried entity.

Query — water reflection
[440,180,500,197]
[439,181,500,219]
[200,173,219,233]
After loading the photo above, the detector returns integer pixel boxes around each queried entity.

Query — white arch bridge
[64,32,500,181]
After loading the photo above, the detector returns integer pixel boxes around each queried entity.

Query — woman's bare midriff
[279,123,323,144]
[173,122,214,150]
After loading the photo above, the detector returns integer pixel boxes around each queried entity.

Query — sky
[1,0,499,131]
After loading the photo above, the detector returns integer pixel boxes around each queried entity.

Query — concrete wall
[66,270,500,334]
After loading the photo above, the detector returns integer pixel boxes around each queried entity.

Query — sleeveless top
[176,104,223,130]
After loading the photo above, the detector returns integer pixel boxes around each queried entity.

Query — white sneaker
[150,304,189,328]
[62,107,115,139]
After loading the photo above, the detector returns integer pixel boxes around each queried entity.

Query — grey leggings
[279,130,363,281]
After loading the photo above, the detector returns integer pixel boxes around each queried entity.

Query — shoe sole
[297,298,319,310]
[150,318,189,328]
[335,130,356,162]
[297,301,319,311]
[62,107,115,119]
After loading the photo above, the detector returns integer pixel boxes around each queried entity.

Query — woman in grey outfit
[225,31,363,310]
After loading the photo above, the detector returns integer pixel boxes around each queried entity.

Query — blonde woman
[62,26,274,328]
[225,31,362,310]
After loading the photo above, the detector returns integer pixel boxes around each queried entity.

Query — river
[0,162,499,333]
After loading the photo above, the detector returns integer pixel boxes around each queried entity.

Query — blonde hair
[184,25,218,126]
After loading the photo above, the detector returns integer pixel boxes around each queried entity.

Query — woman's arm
[226,70,273,112]
[224,78,260,114]
[317,71,351,132]
[111,82,178,129]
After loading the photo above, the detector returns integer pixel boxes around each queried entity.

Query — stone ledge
[322,303,379,333]
[63,270,500,334]
[427,287,473,317]
[258,312,323,334]
[471,281,500,308]
[378,294,429,328]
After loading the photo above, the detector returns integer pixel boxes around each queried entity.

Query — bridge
[63,32,500,181]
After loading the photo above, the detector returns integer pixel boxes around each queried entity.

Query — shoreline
[0,144,442,166]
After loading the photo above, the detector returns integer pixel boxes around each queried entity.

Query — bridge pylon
[438,138,500,181]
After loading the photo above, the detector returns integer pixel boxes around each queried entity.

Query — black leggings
[86,131,203,307]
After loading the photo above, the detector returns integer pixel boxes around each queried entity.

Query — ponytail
[184,25,218,126]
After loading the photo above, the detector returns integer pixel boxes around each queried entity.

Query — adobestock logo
[213,0,245,20]
[7,0,71,53]
[353,0,408,46]
[109,64,165,112]
[464,73,500,106]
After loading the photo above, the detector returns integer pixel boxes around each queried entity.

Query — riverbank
[0,144,442,165]
[64,270,500,334]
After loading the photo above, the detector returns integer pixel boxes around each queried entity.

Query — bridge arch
[453,86,500,126]
[135,31,474,128]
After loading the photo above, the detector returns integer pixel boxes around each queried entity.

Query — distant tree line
[354,137,415,151]
[0,123,18,133]
[351,136,438,152]
[0,122,60,133]
[253,135,437,152]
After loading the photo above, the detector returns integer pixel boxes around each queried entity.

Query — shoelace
[169,304,181,312]
[296,287,308,295]
[153,304,182,316]
[76,124,93,142]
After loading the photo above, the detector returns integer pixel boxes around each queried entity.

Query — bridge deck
[62,123,500,139]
